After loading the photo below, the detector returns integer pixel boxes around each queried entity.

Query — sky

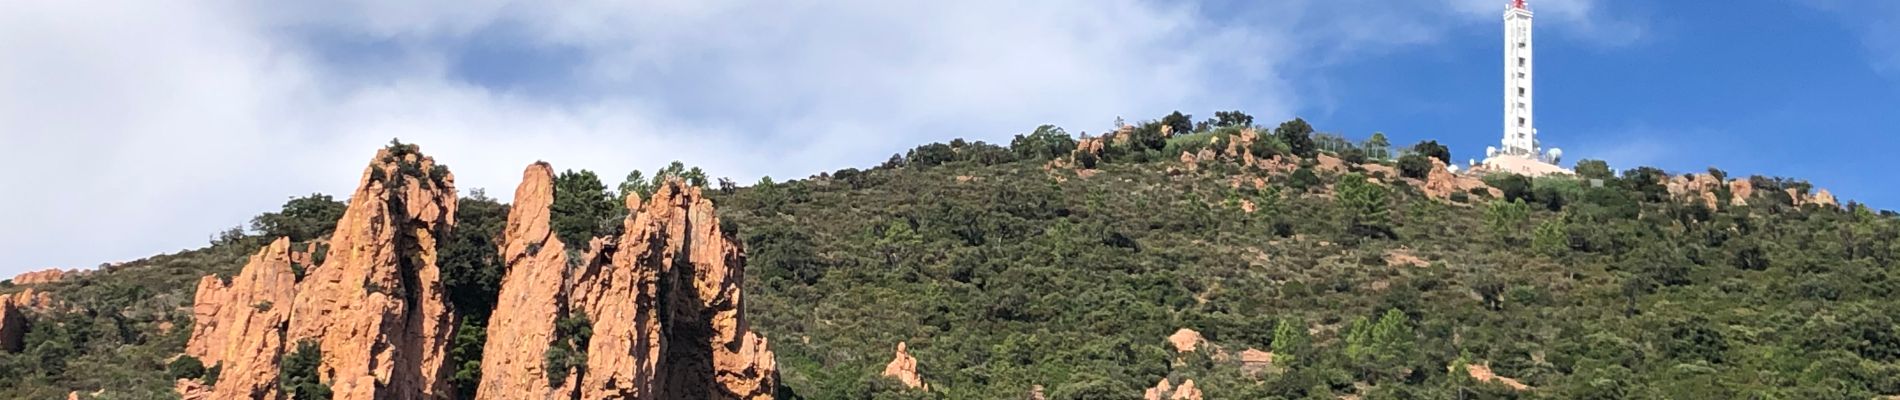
[1,0,1896,277]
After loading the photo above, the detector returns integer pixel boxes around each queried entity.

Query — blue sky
[0,0,1895,276]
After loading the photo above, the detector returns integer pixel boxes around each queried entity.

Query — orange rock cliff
[180,147,780,399]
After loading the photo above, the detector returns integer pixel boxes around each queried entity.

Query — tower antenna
[1514,0,1527,9]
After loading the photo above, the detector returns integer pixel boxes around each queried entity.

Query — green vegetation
[552,169,619,247]
[0,113,1896,399]
[248,194,346,242]
[544,311,593,385]
[168,355,206,380]
[280,340,332,400]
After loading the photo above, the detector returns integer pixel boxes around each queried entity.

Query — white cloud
[0,1,1642,275]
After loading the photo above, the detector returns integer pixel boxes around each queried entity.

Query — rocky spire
[475,162,577,398]
[568,178,778,400]
[283,144,459,399]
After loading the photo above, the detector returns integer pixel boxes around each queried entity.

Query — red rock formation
[476,162,576,399]
[8,288,55,311]
[881,342,924,390]
[1143,378,1202,400]
[1237,349,1274,375]
[185,238,300,400]
[568,179,778,400]
[1463,363,1530,391]
[175,379,211,400]
[1178,151,1200,173]
[1166,329,1204,353]
[284,145,459,400]
[1728,180,1754,206]
[11,268,66,285]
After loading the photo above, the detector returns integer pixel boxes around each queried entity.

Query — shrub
[1337,173,1392,238]
[1574,159,1613,179]
[1397,154,1432,179]
[1287,168,1320,191]
[1411,140,1451,165]
[280,341,332,400]
[168,356,206,380]
[545,311,594,385]
[1484,173,1533,203]
[552,169,618,247]
[1274,118,1317,158]
[1161,110,1194,135]
[1009,125,1076,160]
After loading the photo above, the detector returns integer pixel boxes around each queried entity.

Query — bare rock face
[8,288,55,311]
[1728,180,1754,206]
[11,268,66,285]
[568,179,778,400]
[1419,158,1460,200]
[0,294,24,353]
[175,379,211,400]
[1166,329,1204,353]
[185,238,300,400]
[1462,363,1530,391]
[476,162,575,399]
[881,342,924,390]
[284,145,459,400]
[1143,378,1202,400]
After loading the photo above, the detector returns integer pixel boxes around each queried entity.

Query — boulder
[1419,158,1459,200]
[881,342,925,390]
[1179,151,1199,173]
[1728,180,1753,206]
[1166,329,1204,353]
[283,145,459,400]
[476,162,577,399]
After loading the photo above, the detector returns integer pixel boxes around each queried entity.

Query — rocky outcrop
[0,294,24,353]
[185,238,300,399]
[1218,128,1262,169]
[881,342,925,390]
[8,288,55,311]
[1143,378,1202,400]
[1463,363,1530,391]
[1178,151,1199,173]
[175,379,211,400]
[285,145,459,400]
[1166,329,1204,353]
[1728,180,1754,205]
[1666,174,1728,209]
[565,178,778,400]
[11,268,67,285]
[1790,188,1839,208]
[475,162,575,399]
[1237,349,1273,375]
[1419,157,1495,201]
[180,145,460,400]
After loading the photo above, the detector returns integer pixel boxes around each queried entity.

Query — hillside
[1,116,1898,400]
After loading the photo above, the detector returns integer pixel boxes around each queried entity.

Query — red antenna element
[1513,0,1527,9]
